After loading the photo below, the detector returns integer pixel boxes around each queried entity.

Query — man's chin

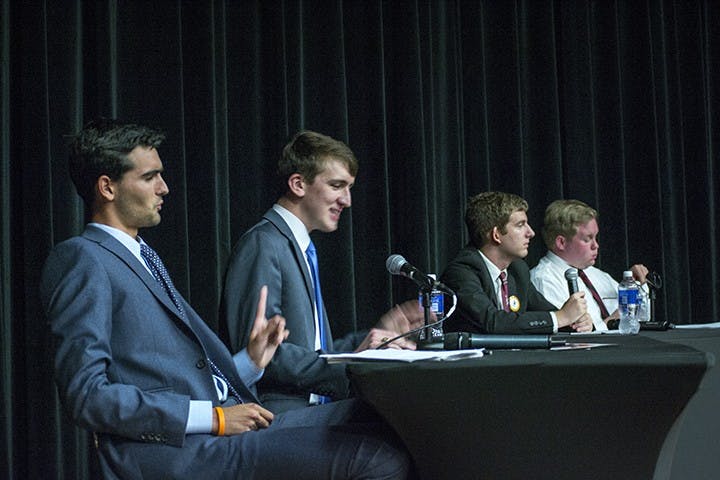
[145,215,162,227]
[319,222,339,233]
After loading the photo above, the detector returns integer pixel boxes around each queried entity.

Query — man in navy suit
[40,119,409,479]
[441,191,593,335]
[221,130,424,412]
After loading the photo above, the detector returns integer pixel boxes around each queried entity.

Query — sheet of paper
[550,342,617,351]
[320,348,484,363]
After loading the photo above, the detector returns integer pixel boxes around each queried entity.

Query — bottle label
[430,292,444,316]
[419,290,444,341]
[618,288,638,307]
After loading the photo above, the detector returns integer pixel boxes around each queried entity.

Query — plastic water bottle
[618,271,640,334]
[636,285,651,323]
[418,274,444,342]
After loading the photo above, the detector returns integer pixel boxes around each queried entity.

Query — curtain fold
[3,1,719,477]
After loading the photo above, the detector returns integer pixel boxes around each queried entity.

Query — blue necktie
[306,241,331,404]
[140,241,242,403]
[140,242,185,317]
[305,241,328,351]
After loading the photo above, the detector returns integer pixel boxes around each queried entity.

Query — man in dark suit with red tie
[441,192,592,335]
[530,199,650,331]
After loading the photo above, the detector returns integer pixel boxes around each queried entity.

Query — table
[647,328,720,480]
[347,332,711,480]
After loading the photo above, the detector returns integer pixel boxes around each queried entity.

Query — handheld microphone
[386,254,435,289]
[565,268,579,295]
[442,332,565,350]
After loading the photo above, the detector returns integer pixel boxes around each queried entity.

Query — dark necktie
[499,271,510,312]
[578,269,611,319]
[306,240,331,404]
[140,242,242,403]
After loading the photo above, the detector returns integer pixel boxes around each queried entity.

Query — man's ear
[287,173,306,198]
[97,175,115,202]
[490,226,502,245]
[554,235,567,252]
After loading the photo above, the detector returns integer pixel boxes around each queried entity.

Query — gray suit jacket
[220,209,362,411]
[40,226,259,478]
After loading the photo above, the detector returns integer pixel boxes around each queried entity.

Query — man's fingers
[255,285,268,321]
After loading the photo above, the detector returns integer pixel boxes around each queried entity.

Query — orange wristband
[214,406,225,436]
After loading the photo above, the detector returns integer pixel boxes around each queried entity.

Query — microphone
[565,268,579,295]
[442,332,565,350]
[386,254,435,289]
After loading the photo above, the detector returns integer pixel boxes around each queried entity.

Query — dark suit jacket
[441,246,557,334]
[40,226,259,478]
[220,208,363,411]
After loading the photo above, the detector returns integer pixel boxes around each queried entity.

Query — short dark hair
[465,192,529,248]
[68,118,165,207]
[277,130,358,194]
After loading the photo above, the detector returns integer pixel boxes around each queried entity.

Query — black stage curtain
[2,1,719,478]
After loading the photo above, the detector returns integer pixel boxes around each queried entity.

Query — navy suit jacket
[441,246,557,334]
[220,208,362,411]
[40,226,259,477]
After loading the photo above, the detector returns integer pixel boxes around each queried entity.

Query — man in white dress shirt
[530,199,649,330]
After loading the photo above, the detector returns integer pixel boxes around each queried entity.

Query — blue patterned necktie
[140,242,185,317]
[140,241,242,403]
[306,240,331,404]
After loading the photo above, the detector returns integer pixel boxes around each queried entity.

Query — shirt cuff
[233,348,264,387]
[550,312,559,333]
[186,400,213,434]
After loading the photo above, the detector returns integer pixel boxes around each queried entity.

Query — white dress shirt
[530,251,617,331]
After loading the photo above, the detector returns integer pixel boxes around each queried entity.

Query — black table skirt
[348,332,712,480]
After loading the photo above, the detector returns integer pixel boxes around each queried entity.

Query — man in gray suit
[221,130,424,412]
[40,119,410,479]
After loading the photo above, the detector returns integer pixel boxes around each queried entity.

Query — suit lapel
[263,209,316,309]
[83,226,189,326]
[83,226,258,403]
[264,209,332,349]
[469,248,502,310]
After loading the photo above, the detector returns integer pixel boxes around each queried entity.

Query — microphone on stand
[386,254,437,290]
[565,268,579,295]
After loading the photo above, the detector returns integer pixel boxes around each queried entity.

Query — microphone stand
[419,285,434,347]
[417,283,448,350]
[647,272,662,323]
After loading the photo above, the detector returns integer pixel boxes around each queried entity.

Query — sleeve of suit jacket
[441,248,557,334]
[221,226,350,400]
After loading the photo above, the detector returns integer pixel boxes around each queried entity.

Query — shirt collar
[546,250,573,269]
[272,204,311,252]
[478,250,505,281]
[89,222,143,257]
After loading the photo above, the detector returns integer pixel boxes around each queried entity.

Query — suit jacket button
[196,359,206,369]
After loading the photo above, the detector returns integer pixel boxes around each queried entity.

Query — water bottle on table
[418,274,445,342]
[618,271,640,334]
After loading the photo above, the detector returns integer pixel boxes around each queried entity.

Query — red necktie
[499,271,510,312]
[578,269,611,319]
